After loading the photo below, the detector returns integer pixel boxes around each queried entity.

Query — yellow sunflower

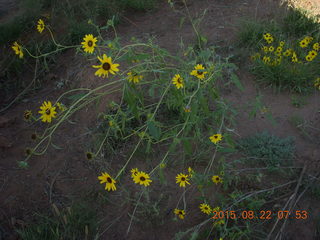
[212,175,223,184]
[305,36,313,43]
[213,219,225,227]
[56,102,67,112]
[262,56,271,64]
[199,203,212,215]
[263,33,274,44]
[176,173,190,187]
[37,19,45,33]
[275,46,283,55]
[38,101,57,123]
[184,105,191,112]
[250,52,261,61]
[12,42,23,59]
[92,54,120,78]
[86,152,94,160]
[81,34,98,54]
[292,52,298,63]
[174,208,186,219]
[263,33,272,40]
[190,64,208,80]
[98,172,117,191]
[308,50,317,59]
[314,77,320,90]
[160,163,166,169]
[127,71,143,83]
[283,49,292,57]
[209,133,223,144]
[268,46,274,52]
[212,206,221,212]
[172,74,184,89]
[188,167,194,177]
[313,43,320,51]
[131,168,139,178]
[133,171,152,187]
[23,110,32,121]
[299,39,308,48]
[266,37,274,44]
[306,55,313,62]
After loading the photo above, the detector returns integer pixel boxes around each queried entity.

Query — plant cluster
[4,2,315,240]
[238,131,295,167]
[250,32,320,92]
[238,7,320,92]
[16,203,98,240]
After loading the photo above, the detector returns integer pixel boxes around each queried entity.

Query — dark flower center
[181,177,185,181]
[45,109,51,115]
[24,113,30,119]
[88,40,93,47]
[140,176,146,181]
[102,62,111,70]
[86,153,92,159]
[106,177,112,183]
[177,78,182,84]
[197,71,203,75]
[179,211,183,215]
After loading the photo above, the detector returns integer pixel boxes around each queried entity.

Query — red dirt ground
[1,0,320,239]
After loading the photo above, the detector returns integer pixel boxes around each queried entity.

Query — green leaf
[100,25,110,30]
[169,137,180,152]
[159,168,166,185]
[67,93,87,101]
[199,94,209,115]
[135,53,150,61]
[209,87,219,101]
[230,73,244,91]
[179,17,185,28]
[190,231,199,240]
[17,161,29,169]
[146,140,152,153]
[182,139,192,155]
[147,121,161,141]
[148,85,155,97]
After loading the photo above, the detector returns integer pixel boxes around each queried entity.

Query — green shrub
[238,131,295,167]
[237,19,280,48]
[68,20,98,45]
[16,202,98,240]
[282,8,319,37]
[120,0,157,11]
[249,33,320,93]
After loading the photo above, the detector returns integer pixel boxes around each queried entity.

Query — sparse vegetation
[1,1,319,240]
